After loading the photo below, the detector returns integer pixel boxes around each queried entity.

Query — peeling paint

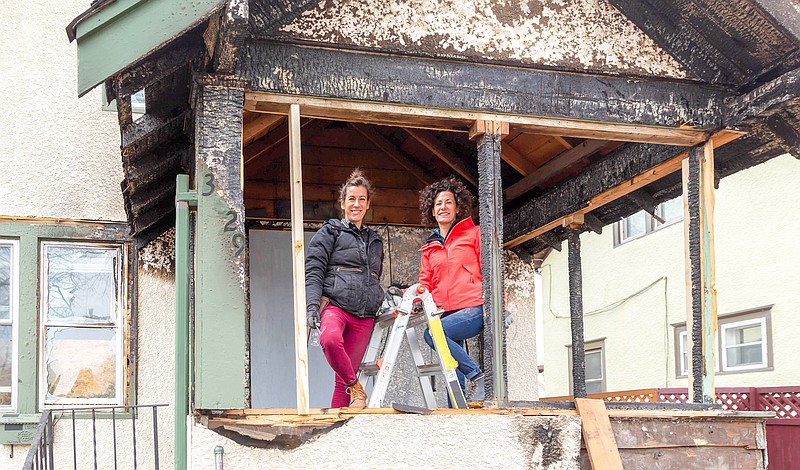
[278,0,688,78]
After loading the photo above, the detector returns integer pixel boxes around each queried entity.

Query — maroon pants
[319,304,375,407]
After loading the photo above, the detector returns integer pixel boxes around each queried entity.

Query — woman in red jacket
[418,176,485,401]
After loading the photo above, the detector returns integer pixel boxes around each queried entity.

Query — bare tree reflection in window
[47,247,117,324]
[0,246,11,405]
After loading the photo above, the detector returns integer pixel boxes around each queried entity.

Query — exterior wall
[190,414,581,469]
[541,154,800,397]
[0,0,125,221]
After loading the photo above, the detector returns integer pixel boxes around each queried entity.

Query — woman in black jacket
[305,169,384,408]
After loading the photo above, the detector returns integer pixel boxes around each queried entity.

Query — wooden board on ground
[575,398,624,470]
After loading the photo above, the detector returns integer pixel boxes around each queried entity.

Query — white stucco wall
[541,154,800,396]
[0,1,125,222]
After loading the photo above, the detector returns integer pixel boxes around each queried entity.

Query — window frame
[567,339,606,394]
[38,240,127,409]
[673,306,773,378]
[614,196,684,246]
[720,317,768,372]
[0,239,20,412]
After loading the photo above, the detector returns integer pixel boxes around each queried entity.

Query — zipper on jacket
[337,267,363,273]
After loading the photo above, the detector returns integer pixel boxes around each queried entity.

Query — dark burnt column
[566,217,587,398]
[471,120,509,406]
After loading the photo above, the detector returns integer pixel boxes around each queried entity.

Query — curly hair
[419,176,475,226]
[339,168,374,203]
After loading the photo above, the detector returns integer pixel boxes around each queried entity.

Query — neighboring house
[540,153,800,396]
[1,0,799,469]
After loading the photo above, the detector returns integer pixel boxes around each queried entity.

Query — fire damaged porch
[65,0,800,468]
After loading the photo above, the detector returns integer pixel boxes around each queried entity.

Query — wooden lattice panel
[604,392,657,403]
[716,391,751,411]
[759,391,800,419]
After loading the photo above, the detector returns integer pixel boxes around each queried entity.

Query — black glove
[307,307,320,329]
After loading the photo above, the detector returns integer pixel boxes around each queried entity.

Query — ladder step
[416,364,442,376]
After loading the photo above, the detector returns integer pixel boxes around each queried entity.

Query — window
[615,195,683,245]
[568,340,606,394]
[0,240,18,410]
[39,242,125,407]
[674,306,772,377]
[102,88,145,114]
[721,318,767,371]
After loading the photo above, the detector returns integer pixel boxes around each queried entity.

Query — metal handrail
[22,410,54,470]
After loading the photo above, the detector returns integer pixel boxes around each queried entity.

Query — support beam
[682,141,718,404]
[242,41,727,130]
[537,231,563,252]
[500,139,537,175]
[243,118,314,166]
[726,65,800,126]
[213,0,249,75]
[625,188,665,223]
[504,139,609,202]
[582,212,604,235]
[504,130,744,248]
[404,128,478,186]
[246,92,712,146]
[243,113,283,146]
[350,123,434,185]
[193,76,249,409]
[567,225,586,398]
[288,104,311,415]
[765,113,800,158]
[473,125,507,407]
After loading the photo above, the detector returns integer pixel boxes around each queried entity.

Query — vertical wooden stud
[288,104,310,414]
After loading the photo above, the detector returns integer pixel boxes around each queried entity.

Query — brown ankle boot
[346,382,367,409]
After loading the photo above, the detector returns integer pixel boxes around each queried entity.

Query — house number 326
[202,173,245,257]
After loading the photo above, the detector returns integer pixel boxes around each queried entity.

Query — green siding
[74,0,223,97]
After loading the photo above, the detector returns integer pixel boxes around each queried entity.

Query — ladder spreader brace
[359,284,467,409]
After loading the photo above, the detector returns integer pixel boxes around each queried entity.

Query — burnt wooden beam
[242,41,727,129]
[249,0,319,33]
[504,142,684,244]
[750,0,800,47]
[582,212,604,235]
[726,65,800,126]
[765,113,800,158]
[349,123,434,185]
[403,128,478,187]
[214,0,250,74]
[537,231,563,252]
[504,140,609,202]
[121,111,190,156]
[566,225,586,399]
[473,123,508,407]
[625,188,659,217]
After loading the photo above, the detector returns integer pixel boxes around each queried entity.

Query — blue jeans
[423,305,483,392]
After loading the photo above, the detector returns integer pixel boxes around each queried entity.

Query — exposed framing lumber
[404,128,478,186]
[504,130,744,248]
[683,141,718,404]
[243,113,283,145]
[575,399,624,470]
[499,139,537,175]
[243,118,315,166]
[245,93,712,146]
[242,42,727,129]
[582,212,604,235]
[349,123,434,185]
[625,188,664,223]
[504,139,609,202]
[765,113,800,158]
[288,104,310,415]
[726,65,800,126]
[537,231,563,252]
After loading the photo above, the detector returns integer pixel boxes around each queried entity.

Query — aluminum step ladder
[358,284,467,409]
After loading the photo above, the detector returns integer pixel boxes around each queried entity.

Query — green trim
[174,175,192,470]
[74,0,224,96]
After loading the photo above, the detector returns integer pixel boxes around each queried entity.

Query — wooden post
[288,103,310,414]
[682,141,717,404]
[565,217,587,399]
[471,120,508,407]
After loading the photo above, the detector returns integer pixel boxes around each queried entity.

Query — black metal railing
[22,410,54,470]
[22,404,168,470]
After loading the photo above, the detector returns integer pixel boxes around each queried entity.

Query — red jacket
[419,217,483,312]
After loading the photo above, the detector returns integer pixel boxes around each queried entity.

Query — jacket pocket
[332,267,365,313]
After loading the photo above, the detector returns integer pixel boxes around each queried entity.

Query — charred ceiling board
[248,0,320,34]
[115,28,205,99]
[750,0,800,47]
[607,0,799,87]
[242,41,728,129]
[504,143,684,243]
